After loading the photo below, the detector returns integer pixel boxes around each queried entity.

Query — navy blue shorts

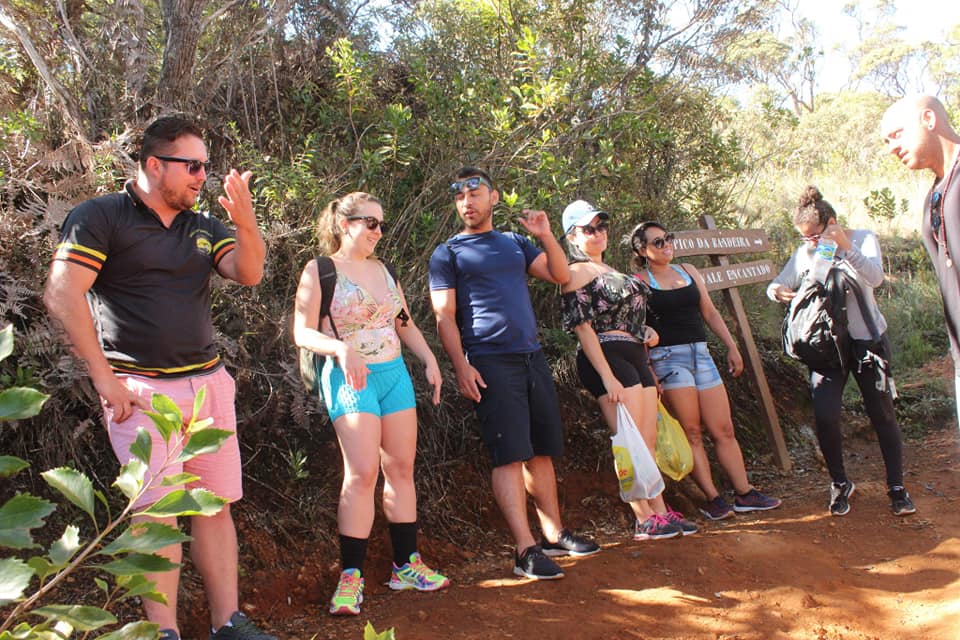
[469,349,564,467]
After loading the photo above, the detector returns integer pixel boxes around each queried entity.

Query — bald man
[881,95,960,428]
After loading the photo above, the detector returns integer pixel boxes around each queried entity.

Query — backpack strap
[836,269,881,343]
[316,256,340,340]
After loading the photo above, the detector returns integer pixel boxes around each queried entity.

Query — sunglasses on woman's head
[647,233,675,249]
[578,221,609,236]
[347,216,388,232]
[153,155,211,176]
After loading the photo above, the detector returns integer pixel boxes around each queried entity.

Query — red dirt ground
[216,422,960,640]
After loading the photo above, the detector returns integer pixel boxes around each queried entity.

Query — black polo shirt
[54,181,236,378]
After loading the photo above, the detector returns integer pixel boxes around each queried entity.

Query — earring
[930,124,935,130]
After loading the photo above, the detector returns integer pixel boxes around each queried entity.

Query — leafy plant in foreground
[0,325,233,639]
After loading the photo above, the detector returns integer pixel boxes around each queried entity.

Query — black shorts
[576,335,657,398]
[469,349,565,467]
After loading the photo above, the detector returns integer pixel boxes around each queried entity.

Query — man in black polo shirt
[43,116,272,640]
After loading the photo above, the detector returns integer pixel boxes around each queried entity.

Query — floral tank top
[561,268,651,338]
[330,261,405,363]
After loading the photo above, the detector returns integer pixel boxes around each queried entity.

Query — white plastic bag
[610,403,665,502]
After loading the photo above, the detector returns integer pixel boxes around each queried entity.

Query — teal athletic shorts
[321,356,416,421]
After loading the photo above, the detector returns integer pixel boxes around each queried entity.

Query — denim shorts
[649,342,723,391]
[321,356,416,421]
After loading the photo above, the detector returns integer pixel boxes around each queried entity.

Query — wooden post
[699,215,791,471]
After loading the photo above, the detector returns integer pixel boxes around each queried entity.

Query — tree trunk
[156,0,208,111]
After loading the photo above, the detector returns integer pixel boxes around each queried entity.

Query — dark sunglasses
[931,191,943,236]
[647,232,675,249]
[346,215,388,232]
[449,176,492,195]
[578,221,609,236]
[153,155,211,176]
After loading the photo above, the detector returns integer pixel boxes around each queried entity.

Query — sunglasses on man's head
[154,155,211,176]
[578,221,609,236]
[347,215,388,232]
[449,176,492,195]
[647,232,675,249]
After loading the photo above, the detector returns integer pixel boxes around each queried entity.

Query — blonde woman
[293,193,448,616]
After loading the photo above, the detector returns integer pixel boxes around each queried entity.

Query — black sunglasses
[449,176,492,195]
[346,215,388,232]
[931,191,943,236]
[153,155,211,176]
[647,232,675,249]
[578,221,609,236]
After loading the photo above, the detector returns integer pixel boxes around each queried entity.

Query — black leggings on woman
[809,333,903,488]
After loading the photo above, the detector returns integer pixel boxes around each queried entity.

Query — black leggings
[809,333,903,487]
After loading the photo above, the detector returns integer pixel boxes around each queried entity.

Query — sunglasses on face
[449,176,492,195]
[346,215,388,232]
[578,221,609,236]
[647,233,675,249]
[931,191,943,235]
[154,155,211,176]
[799,225,826,243]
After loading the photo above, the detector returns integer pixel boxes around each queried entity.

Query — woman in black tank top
[630,222,781,521]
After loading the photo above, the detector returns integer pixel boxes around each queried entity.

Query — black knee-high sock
[389,521,417,567]
[339,535,368,574]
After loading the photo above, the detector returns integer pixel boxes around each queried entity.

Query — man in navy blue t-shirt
[429,166,600,580]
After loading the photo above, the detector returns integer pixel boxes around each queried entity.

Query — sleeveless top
[561,268,650,339]
[330,261,405,363]
[644,264,708,346]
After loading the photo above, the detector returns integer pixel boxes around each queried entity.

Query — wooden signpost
[673,216,791,471]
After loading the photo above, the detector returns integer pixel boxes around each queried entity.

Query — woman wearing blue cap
[560,200,698,540]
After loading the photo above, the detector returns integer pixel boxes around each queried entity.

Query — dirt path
[258,427,959,640]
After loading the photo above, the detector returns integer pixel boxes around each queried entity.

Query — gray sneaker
[829,481,855,516]
[209,612,276,640]
[540,528,601,557]
[888,486,916,516]
[514,544,565,580]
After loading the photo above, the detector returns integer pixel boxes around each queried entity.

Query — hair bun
[798,185,822,208]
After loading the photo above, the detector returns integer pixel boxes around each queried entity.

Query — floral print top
[561,269,651,338]
[330,261,405,363]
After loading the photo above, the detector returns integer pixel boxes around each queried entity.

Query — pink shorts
[103,367,243,509]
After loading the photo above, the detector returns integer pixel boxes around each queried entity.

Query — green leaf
[113,459,147,501]
[189,385,207,428]
[160,473,200,487]
[100,552,179,576]
[129,428,152,465]
[42,467,95,518]
[94,577,108,594]
[0,456,29,478]
[49,524,81,566]
[115,574,167,603]
[140,488,226,518]
[0,324,12,361]
[145,393,183,442]
[176,428,232,462]
[0,493,56,549]
[27,556,56,582]
[95,620,160,640]
[32,604,116,631]
[185,416,214,434]
[99,522,189,557]
[0,557,34,605]
[0,387,50,420]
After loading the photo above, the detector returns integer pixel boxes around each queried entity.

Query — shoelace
[334,573,362,598]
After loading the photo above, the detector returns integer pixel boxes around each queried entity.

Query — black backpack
[782,267,877,371]
[297,256,406,396]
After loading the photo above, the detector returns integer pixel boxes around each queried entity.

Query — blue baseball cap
[562,200,609,234]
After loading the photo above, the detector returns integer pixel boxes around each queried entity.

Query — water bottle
[810,239,837,284]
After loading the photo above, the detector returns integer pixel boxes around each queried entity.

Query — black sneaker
[159,630,180,640]
[888,486,916,516]
[513,544,565,580]
[829,481,855,517]
[540,528,601,557]
[209,612,277,640]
